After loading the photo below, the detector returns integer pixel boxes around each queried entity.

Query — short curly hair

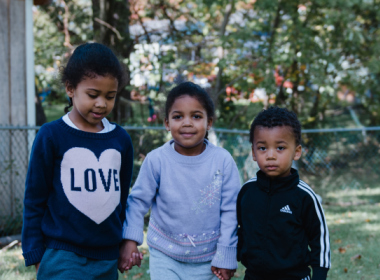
[249,107,302,146]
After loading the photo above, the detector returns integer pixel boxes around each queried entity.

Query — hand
[211,266,236,280]
[35,262,40,273]
[118,240,144,273]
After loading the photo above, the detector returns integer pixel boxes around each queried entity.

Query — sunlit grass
[1,201,379,279]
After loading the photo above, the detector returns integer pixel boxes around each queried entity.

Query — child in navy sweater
[22,43,135,280]
[237,107,330,280]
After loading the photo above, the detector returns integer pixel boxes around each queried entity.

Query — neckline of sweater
[56,118,123,139]
[163,139,216,164]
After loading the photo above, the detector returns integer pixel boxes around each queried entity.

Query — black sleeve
[236,183,251,261]
[301,189,330,280]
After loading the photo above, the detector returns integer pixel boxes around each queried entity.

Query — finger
[136,254,142,267]
[132,253,137,266]
[140,252,144,260]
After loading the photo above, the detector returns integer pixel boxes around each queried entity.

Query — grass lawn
[1,187,379,279]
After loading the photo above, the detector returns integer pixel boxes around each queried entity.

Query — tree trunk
[92,0,134,122]
[35,86,47,125]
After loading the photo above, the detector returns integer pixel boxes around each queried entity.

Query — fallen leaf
[351,254,361,261]
[365,219,371,223]
[348,212,352,217]
[339,247,346,254]
[142,249,147,254]
[334,239,342,243]
[344,268,348,273]
[17,255,24,260]
[133,273,143,279]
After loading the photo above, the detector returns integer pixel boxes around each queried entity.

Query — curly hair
[60,43,125,113]
[165,81,214,139]
[249,107,302,146]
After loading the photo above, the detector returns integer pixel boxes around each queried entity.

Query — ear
[65,81,75,98]
[207,117,213,130]
[293,145,302,161]
[164,118,170,131]
[251,145,257,162]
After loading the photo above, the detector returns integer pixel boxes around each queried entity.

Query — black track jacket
[237,169,330,280]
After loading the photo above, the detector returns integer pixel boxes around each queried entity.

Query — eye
[277,146,285,151]
[106,96,115,100]
[258,147,266,151]
[88,94,97,99]
[193,114,202,119]
[172,115,182,120]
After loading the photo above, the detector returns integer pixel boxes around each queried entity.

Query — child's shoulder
[239,176,257,194]
[38,118,63,135]
[295,179,321,203]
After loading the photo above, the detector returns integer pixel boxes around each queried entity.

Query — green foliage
[33,0,380,128]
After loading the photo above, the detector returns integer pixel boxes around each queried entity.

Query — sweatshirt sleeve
[22,126,54,266]
[122,154,159,245]
[211,156,240,270]
[119,134,134,223]
[302,188,330,280]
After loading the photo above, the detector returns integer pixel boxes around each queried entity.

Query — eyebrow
[256,140,288,144]
[171,110,204,114]
[87,88,117,93]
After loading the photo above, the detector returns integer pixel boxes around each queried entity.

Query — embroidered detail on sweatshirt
[60,148,121,224]
[280,205,292,214]
[213,251,224,261]
[191,170,223,214]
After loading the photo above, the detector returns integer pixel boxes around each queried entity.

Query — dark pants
[37,248,118,280]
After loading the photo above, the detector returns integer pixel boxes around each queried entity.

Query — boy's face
[252,125,302,178]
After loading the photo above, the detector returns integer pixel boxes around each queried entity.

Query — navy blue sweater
[22,119,133,266]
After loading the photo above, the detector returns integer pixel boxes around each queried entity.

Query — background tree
[34,0,380,128]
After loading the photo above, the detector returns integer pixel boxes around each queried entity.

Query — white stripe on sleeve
[297,182,330,268]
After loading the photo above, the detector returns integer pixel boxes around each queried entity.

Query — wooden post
[0,0,29,235]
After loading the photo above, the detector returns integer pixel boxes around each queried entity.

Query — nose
[182,116,193,127]
[95,97,106,108]
[266,149,276,160]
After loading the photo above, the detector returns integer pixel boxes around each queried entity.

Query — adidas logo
[280,205,292,214]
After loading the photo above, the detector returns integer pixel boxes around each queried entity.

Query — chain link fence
[1,126,379,238]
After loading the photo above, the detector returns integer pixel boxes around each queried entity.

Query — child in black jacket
[237,107,330,280]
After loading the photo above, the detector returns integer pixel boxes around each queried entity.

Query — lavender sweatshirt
[123,139,240,269]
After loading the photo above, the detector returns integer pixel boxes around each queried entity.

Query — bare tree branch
[61,0,73,49]
[94,18,123,40]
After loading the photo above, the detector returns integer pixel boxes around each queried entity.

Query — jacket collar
[256,168,299,194]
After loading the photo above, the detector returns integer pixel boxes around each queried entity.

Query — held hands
[211,266,236,280]
[118,240,144,273]
[35,262,40,273]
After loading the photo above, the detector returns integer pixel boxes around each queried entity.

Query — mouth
[180,132,196,138]
[266,166,278,171]
[91,112,104,118]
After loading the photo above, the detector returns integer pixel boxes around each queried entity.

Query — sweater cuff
[312,266,329,280]
[23,247,46,267]
[211,244,238,270]
[122,226,144,246]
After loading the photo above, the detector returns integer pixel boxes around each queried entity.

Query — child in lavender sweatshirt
[118,82,241,280]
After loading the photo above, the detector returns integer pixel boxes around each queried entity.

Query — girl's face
[66,75,118,132]
[165,95,213,156]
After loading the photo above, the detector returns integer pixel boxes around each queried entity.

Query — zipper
[263,179,273,270]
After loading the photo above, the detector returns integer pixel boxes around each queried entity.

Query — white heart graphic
[61,148,122,224]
